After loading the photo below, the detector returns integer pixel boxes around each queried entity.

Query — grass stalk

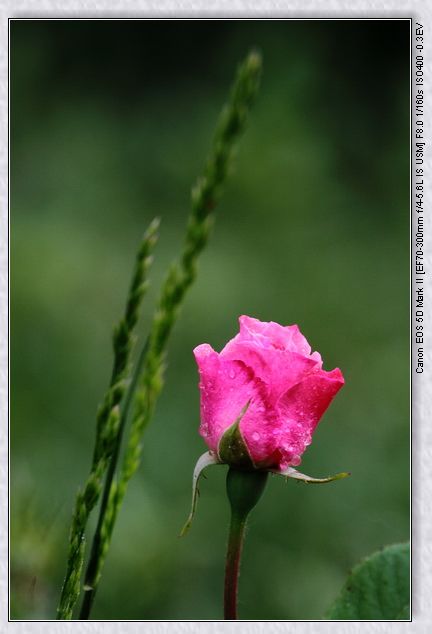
[56,220,159,619]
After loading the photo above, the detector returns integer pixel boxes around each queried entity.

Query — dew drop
[282,442,296,454]
[252,432,261,442]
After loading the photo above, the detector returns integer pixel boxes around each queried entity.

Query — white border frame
[2,3,431,632]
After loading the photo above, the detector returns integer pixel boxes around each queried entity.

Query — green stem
[224,512,247,619]
[79,340,149,619]
[223,468,268,620]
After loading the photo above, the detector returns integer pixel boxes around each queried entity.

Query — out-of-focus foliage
[326,542,410,619]
[11,20,409,620]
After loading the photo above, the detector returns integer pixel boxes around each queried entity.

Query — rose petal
[221,338,320,400]
[237,315,314,355]
[238,400,279,466]
[194,344,265,453]
[274,368,345,468]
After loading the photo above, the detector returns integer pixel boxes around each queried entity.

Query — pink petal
[221,337,320,400]
[193,344,267,455]
[274,367,345,469]
[238,401,279,466]
[237,315,314,355]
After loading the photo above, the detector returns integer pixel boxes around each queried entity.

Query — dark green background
[11,20,410,620]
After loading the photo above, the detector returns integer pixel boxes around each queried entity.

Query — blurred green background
[11,20,410,620]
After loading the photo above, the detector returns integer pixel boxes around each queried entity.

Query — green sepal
[217,401,255,468]
[179,451,221,537]
[271,465,351,484]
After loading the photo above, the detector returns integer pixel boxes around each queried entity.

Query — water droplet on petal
[282,442,297,454]
[252,432,260,441]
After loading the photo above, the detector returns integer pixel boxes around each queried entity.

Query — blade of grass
[56,219,159,620]
[79,50,262,620]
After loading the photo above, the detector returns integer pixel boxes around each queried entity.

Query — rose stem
[224,468,268,620]
[224,510,247,619]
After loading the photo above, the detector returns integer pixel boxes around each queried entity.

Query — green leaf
[325,542,410,620]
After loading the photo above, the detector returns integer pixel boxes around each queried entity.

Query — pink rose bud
[194,316,344,471]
